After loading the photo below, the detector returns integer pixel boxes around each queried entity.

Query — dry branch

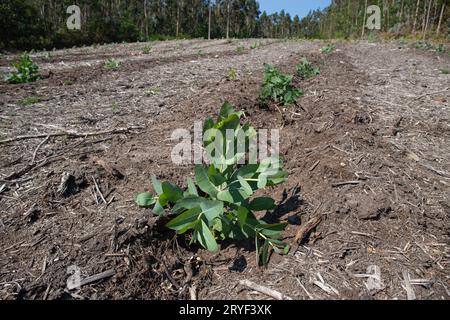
[0,126,144,145]
[239,280,292,300]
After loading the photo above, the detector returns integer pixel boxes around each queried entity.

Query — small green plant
[434,44,445,52]
[63,80,74,86]
[367,32,379,43]
[43,52,52,61]
[414,41,433,50]
[296,58,320,79]
[5,53,40,84]
[260,64,302,106]
[197,49,205,57]
[228,68,238,81]
[104,58,121,70]
[250,42,259,49]
[145,88,161,96]
[440,69,449,75]
[320,44,336,54]
[142,45,152,54]
[399,37,408,45]
[111,102,120,113]
[236,46,245,53]
[136,102,289,266]
[20,96,41,106]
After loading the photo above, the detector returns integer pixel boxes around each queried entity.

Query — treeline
[1,0,448,50]
[308,0,448,39]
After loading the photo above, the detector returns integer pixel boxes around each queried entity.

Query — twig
[332,181,361,187]
[31,135,50,163]
[189,286,197,300]
[78,269,116,288]
[402,271,416,300]
[92,176,107,204]
[239,279,292,300]
[309,160,320,172]
[296,278,314,299]
[0,126,144,145]
[408,88,449,105]
[294,215,323,244]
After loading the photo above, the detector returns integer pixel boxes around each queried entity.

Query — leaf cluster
[260,64,302,106]
[5,53,40,84]
[296,58,320,79]
[136,102,289,266]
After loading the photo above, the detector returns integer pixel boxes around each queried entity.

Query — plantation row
[134,46,331,266]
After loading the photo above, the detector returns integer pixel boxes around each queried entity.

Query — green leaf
[207,166,227,186]
[260,239,270,266]
[257,222,287,237]
[248,197,276,211]
[203,118,215,134]
[236,206,248,228]
[200,200,224,223]
[238,175,253,197]
[136,192,156,208]
[166,207,202,233]
[152,200,165,216]
[172,196,203,214]
[219,101,235,120]
[266,170,288,186]
[195,165,219,197]
[161,182,183,203]
[186,177,198,196]
[196,220,218,252]
[151,175,163,195]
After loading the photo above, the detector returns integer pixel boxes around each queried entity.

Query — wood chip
[239,279,292,300]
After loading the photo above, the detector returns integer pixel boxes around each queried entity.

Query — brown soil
[0,39,449,300]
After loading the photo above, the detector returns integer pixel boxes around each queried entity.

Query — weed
[136,102,289,266]
[440,69,449,75]
[145,88,161,96]
[104,58,121,70]
[227,68,238,81]
[414,41,433,50]
[399,37,408,45]
[142,45,152,54]
[367,32,379,43]
[5,53,40,84]
[20,96,41,106]
[435,44,445,53]
[260,64,302,106]
[111,102,120,113]
[296,58,320,79]
[236,46,245,53]
[43,52,52,61]
[320,44,336,54]
[250,42,260,49]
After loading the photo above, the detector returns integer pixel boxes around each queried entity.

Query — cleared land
[0,39,449,300]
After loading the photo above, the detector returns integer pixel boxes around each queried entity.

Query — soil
[0,39,449,300]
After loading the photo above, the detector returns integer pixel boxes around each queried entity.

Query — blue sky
[258,0,332,18]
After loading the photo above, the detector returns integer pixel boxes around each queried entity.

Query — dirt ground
[0,38,449,300]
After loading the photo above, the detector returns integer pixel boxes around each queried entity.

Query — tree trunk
[423,0,433,39]
[412,0,420,33]
[361,0,368,38]
[176,1,180,38]
[208,1,211,40]
[143,0,148,40]
[226,0,231,39]
[436,2,445,34]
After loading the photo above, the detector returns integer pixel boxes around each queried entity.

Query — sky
[258,0,332,19]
